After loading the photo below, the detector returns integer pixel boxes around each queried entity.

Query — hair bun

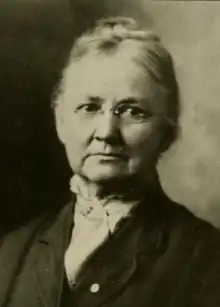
[97,17,138,30]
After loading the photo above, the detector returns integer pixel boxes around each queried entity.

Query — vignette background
[0,0,219,229]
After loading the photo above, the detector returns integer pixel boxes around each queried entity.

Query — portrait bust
[1,16,220,307]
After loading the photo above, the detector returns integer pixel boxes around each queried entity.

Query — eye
[115,105,150,121]
[75,103,100,114]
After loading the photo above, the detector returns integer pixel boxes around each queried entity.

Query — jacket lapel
[33,200,74,307]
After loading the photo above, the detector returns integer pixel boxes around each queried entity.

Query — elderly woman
[1,17,220,307]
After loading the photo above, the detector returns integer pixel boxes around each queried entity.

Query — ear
[158,124,179,154]
[54,105,66,144]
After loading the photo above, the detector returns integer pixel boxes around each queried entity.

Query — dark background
[1,0,220,230]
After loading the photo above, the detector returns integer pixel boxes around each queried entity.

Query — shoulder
[0,211,52,260]
[0,199,73,252]
[170,201,220,302]
[162,196,220,256]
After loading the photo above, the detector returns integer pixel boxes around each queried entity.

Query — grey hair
[53,16,180,150]
[70,17,160,58]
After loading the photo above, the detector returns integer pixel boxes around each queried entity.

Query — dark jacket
[1,190,220,307]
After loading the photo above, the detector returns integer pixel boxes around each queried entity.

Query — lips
[85,152,127,160]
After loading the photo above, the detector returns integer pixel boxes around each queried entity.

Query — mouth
[86,153,127,160]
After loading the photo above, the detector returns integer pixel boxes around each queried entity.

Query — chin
[82,166,129,183]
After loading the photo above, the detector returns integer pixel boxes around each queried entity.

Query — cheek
[60,117,93,168]
[61,115,91,144]
[123,122,163,163]
[123,123,154,151]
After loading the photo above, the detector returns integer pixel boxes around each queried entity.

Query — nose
[93,109,120,143]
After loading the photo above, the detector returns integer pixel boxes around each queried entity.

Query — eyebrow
[118,97,141,104]
[87,96,150,107]
[87,96,104,103]
[118,97,152,110]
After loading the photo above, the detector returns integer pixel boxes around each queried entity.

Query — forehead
[62,40,166,105]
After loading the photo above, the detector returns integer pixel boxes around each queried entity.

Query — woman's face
[56,46,168,183]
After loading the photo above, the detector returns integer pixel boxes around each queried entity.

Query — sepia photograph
[0,1,220,306]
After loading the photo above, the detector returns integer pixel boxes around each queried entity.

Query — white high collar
[70,174,141,233]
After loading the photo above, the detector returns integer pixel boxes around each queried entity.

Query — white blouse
[64,175,140,286]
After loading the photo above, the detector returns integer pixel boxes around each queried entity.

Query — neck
[70,171,160,201]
